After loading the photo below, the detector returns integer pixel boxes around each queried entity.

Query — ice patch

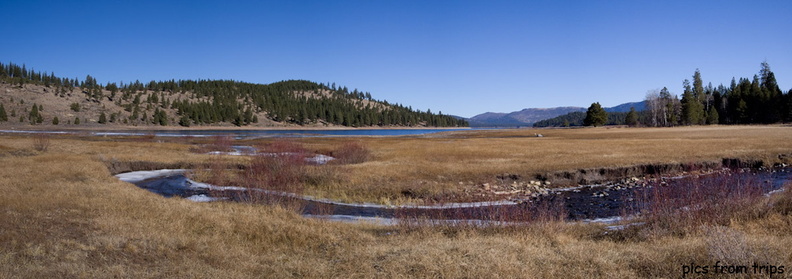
[765,188,786,197]
[306,154,336,164]
[115,169,187,183]
[207,151,245,156]
[304,214,398,225]
[186,194,225,202]
[202,147,336,164]
[582,216,623,224]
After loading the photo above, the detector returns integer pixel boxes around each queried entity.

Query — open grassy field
[2,125,792,278]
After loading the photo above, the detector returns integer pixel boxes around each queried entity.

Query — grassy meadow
[2,125,792,278]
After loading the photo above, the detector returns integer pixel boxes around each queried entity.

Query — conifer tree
[0,103,7,122]
[584,102,607,127]
[625,107,639,127]
[681,79,705,125]
[98,112,107,124]
[706,107,719,124]
[28,104,42,124]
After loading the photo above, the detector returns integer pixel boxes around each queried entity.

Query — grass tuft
[31,134,50,152]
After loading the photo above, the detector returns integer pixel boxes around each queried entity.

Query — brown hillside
[0,82,351,128]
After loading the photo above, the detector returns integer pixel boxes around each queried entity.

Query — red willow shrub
[213,139,311,212]
[243,139,308,192]
[771,183,792,215]
[210,135,233,152]
[630,172,768,236]
[333,141,370,164]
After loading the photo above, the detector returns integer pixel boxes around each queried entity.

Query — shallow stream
[117,168,792,224]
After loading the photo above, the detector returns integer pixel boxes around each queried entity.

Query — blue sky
[1,0,790,117]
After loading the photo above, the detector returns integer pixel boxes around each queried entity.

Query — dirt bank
[532,154,791,187]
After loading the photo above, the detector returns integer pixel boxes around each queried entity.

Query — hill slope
[0,62,467,128]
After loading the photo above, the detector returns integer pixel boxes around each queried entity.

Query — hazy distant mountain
[467,101,645,127]
[468,107,585,127]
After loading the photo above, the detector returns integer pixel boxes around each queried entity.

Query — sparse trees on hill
[0,61,468,128]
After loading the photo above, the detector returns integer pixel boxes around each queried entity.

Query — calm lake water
[1,128,471,138]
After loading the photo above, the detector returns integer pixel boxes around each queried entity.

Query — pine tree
[584,102,607,127]
[706,107,719,124]
[681,79,705,125]
[153,108,167,125]
[98,112,107,124]
[736,99,748,123]
[784,89,792,123]
[625,107,639,127]
[52,116,59,125]
[179,115,191,127]
[693,69,705,103]
[28,104,41,125]
[0,103,7,122]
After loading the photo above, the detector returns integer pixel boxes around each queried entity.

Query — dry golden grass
[293,125,792,203]
[7,125,792,204]
[2,126,792,278]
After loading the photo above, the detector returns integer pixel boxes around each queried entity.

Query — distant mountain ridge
[605,101,646,113]
[467,101,645,127]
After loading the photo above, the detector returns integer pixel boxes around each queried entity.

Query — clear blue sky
[2,0,790,117]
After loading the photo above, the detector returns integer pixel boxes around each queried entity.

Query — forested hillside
[0,62,467,127]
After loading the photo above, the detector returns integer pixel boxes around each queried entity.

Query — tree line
[533,109,636,127]
[643,62,791,126]
[536,61,792,127]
